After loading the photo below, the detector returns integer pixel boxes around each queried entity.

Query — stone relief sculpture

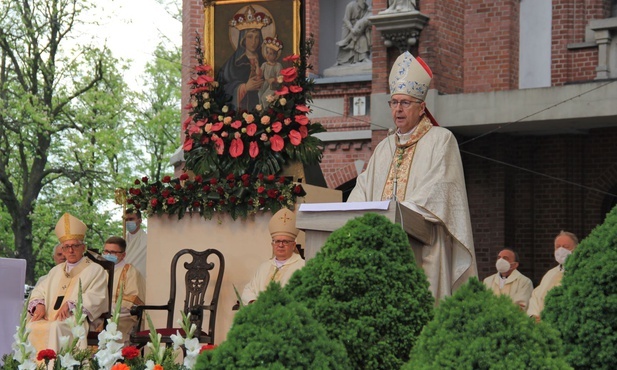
[336,0,372,65]
[380,0,417,14]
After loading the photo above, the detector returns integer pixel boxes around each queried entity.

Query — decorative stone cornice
[368,11,429,53]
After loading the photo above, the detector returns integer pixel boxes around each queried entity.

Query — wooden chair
[130,248,225,347]
[84,250,115,346]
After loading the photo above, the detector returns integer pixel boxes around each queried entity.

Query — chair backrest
[166,249,225,342]
[85,251,114,321]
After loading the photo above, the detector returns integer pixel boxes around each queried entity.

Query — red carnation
[162,175,172,183]
[180,173,189,181]
[122,346,140,360]
[37,349,56,362]
[167,197,176,205]
[150,198,159,208]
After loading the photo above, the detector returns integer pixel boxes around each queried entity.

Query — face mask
[495,258,511,274]
[554,247,572,265]
[103,254,118,264]
[126,221,138,233]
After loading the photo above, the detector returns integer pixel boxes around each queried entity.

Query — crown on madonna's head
[264,36,283,52]
[229,5,272,31]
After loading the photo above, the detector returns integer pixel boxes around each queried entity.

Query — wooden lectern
[296,200,434,260]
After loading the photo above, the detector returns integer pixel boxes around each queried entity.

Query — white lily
[170,330,185,351]
[183,337,201,368]
[17,359,37,370]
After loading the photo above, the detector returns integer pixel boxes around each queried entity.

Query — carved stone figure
[380,0,417,14]
[336,0,372,65]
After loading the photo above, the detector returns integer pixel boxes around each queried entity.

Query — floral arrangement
[4,284,215,370]
[127,173,306,220]
[126,36,320,220]
[181,36,324,177]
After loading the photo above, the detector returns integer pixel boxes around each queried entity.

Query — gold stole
[381,116,433,201]
[116,264,144,306]
[50,258,92,319]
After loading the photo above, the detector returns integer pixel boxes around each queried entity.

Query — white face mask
[495,258,511,274]
[554,247,572,265]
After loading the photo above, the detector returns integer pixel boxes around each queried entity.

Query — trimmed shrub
[286,213,434,369]
[194,282,350,370]
[406,278,571,370]
[543,206,617,369]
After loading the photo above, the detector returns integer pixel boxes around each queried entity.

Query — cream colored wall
[146,213,272,344]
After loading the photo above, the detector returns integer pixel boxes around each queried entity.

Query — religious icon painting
[204,0,302,111]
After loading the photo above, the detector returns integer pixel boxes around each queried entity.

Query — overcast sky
[77,0,181,85]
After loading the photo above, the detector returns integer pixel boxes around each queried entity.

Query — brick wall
[461,127,617,284]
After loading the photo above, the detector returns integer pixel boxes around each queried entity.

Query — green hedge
[194,283,350,369]
[406,278,571,370]
[543,206,617,369]
[286,213,434,369]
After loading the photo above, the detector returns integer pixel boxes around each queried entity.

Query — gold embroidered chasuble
[348,116,477,301]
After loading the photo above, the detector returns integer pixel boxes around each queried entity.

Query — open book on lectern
[296,200,433,259]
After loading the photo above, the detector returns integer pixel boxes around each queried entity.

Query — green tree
[543,206,617,369]
[407,278,571,370]
[0,0,133,283]
[286,213,434,370]
[195,283,351,369]
[132,43,181,180]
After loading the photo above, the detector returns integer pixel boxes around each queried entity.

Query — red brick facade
[182,0,617,284]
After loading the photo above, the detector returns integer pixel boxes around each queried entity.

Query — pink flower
[231,120,242,129]
[183,137,194,151]
[260,115,271,125]
[211,122,224,131]
[275,86,289,96]
[213,136,225,155]
[196,65,212,73]
[270,135,284,152]
[289,130,302,145]
[246,123,257,136]
[295,115,310,126]
[280,67,298,82]
[272,121,282,133]
[289,85,303,93]
[249,141,259,158]
[230,138,244,158]
[283,54,300,62]
[244,114,255,123]
[299,125,308,138]
[296,104,310,112]
[182,116,192,131]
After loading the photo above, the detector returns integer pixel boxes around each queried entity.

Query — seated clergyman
[241,208,305,304]
[27,213,108,353]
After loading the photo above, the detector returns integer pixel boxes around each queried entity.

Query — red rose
[280,67,298,82]
[226,173,235,181]
[289,130,302,146]
[230,196,238,203]
[200,344,217,353]
[289,85,303,93]
[194,175,203,183]
[133,189,142,196]
[217,187,225,195]
[279,176,286,184]
[257,186,266,194]
[167,197,176,205]
[259,197,266,205]
[127,199,134,204]
[230,138,244,158]
[246,123,257,136]
[162,175,171,183]
[174,184,181,191]
[241,174,250,182]
[210,178,218,185]
[294,185,304,194]
[278,195,285,201]
[219,199,226,205]
[150,198,159,208]
[37,349,56,362]
[248,199,254,206]
[134,179,141,185]
[202,185,211,192]
[257,173,264,180]
[270,135,284,152]
[192,201,201,208]
[180,173,189,181]
[207,201,215,207]
[122,346,140,360]
[267,189,279,198]
[150,186,158,194]
[141,176,149,183]
[162,190,171,198]
[267,174,275,181]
